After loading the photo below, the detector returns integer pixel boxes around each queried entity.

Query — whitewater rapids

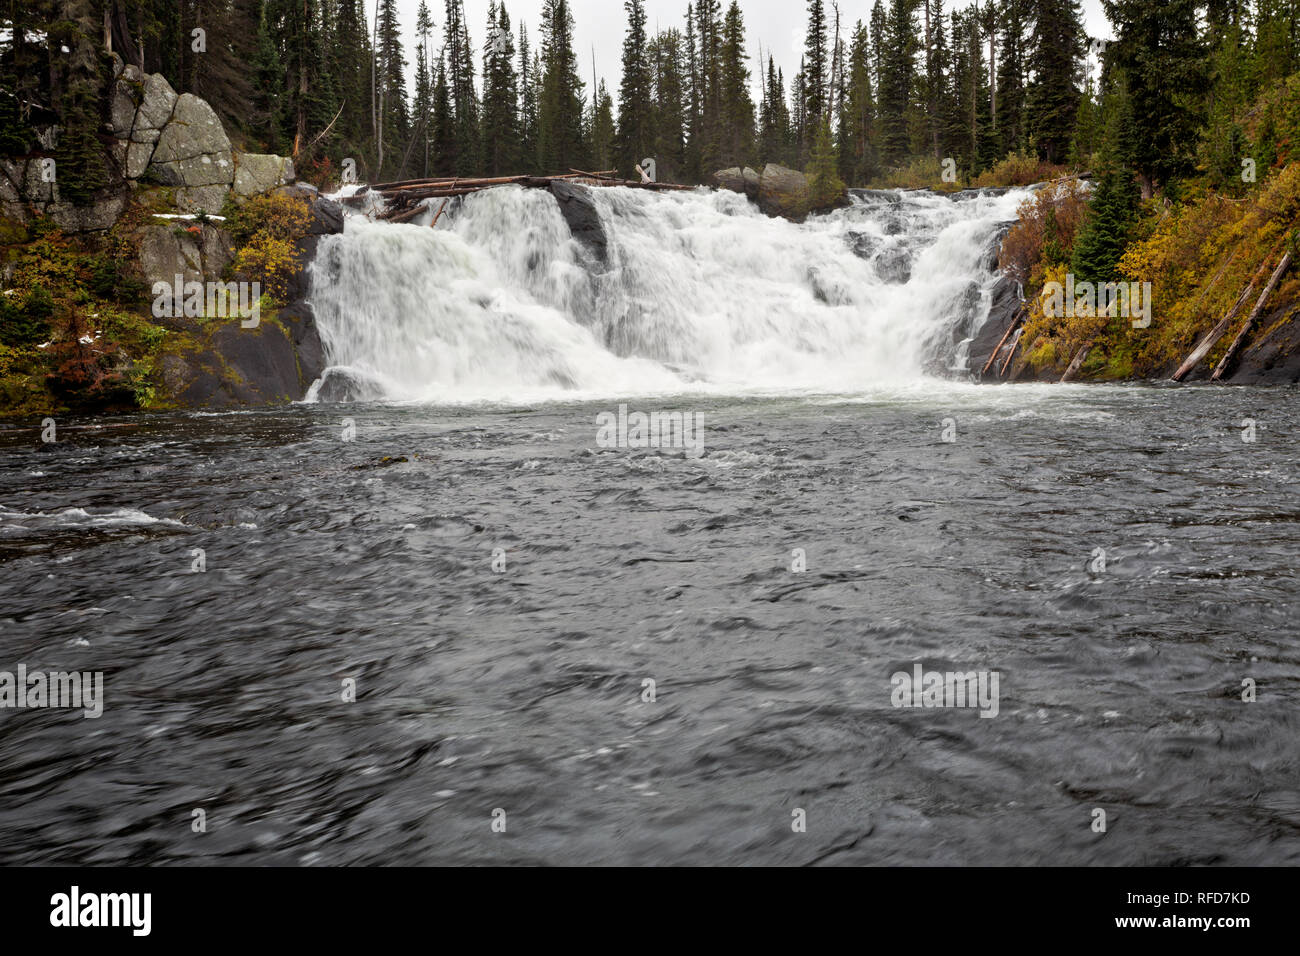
[306,184,1029,404]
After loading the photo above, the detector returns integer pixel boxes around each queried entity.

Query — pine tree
[997,0,1028,157]
[330,0,374,173]
[879,0,918,164]
[807,115,846,209]
[1101,0,1207,195]
[649,29,688,182]
[759,56,793,167]
[717,2,755,168]
[412,2,435,179]
[1026,0,1084,165]
[803,0,830,153]
[481,2,519,175]
[537,0,587,172]
[844,21,878,184]
[617,0,654,178]
[376,0,410,178]
[589,80,617,171]
[519,25,540,174]
[444,0,480,175]
[1070,163,1140,283]
[431,57,457,175]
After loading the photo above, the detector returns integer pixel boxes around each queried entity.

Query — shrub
[227,192,313,245]
[233,235,298,303]
[998,181,1090,287]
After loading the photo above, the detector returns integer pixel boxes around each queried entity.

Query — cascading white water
[306,184,1031,403]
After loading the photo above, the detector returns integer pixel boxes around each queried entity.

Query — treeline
[1,2,1299,192]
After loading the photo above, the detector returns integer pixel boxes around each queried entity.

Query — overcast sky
[391,0,1112,105]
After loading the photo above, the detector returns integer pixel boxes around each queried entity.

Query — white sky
[392,0,1112,106]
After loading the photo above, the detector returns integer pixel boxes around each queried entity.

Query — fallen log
[998,328,1023,378]
[1211,250,1293,382]
[981,304,1025,376]
[1059,340,1094,382]
[430,198,450,228]
[383,201,430,225]
[1172,242,1283,381]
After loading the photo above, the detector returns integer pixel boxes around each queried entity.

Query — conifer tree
[717,1,756,168]
[807,115,846,209]
[537,0,587,172]
[617,1,654,177]
[1026,0,1084,165]
[481,2,519,175]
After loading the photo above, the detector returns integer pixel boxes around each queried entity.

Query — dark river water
[1,383,1297,865]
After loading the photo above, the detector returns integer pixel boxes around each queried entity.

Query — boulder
[233,153,295,200]
[149,92,234,213]
[712,167,746,193]
[135,73,178,139]
[549,181,607,266]
[873,245,913,284]
[758,164,811,221]
[46,195,128,233]
[274,185,345,236]
[711,166,764,202]
[175,184,230,215]
[967,276,1024,376]
[138,222,236,287]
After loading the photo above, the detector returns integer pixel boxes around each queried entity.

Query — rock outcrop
[710,164,846,222]
[550,181,608,267]
[712,166,761,200]
[1,56,294,228]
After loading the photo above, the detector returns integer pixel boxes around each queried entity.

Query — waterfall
[305,184,1030,403]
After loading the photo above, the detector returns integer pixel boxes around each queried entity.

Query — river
[1,382,1297,864]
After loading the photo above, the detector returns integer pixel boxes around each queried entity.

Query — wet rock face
[550,181,608,267]
[1226,303,1300,385]
[873,245,913,284]
[967,276,1024,376]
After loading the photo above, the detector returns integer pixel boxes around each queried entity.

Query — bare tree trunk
[1212,252,1293,381]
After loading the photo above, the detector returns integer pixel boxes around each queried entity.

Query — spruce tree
[617,0,655,178]
[649,29,688,182]
[803,0,830,152]
[481,2,519,176]
[1026,0,1084,165]
[1101,0,1207,195]
[537,0,587,172]
[807,115,846,209]
[1070,163,1140,284]
[717,2,755,168]
[844,22,878,184]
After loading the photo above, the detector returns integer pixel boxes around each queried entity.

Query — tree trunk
[1211,252,1293,382]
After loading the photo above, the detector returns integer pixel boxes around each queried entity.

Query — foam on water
[307,184,1030,404]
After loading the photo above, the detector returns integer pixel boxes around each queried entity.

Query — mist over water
[308,185,1028,403]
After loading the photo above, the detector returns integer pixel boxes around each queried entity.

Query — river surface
[1,383,1297,865]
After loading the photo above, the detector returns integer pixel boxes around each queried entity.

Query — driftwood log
[362,171,696,222]
[1172,244,1283,381]
[1211,250,1293,381]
